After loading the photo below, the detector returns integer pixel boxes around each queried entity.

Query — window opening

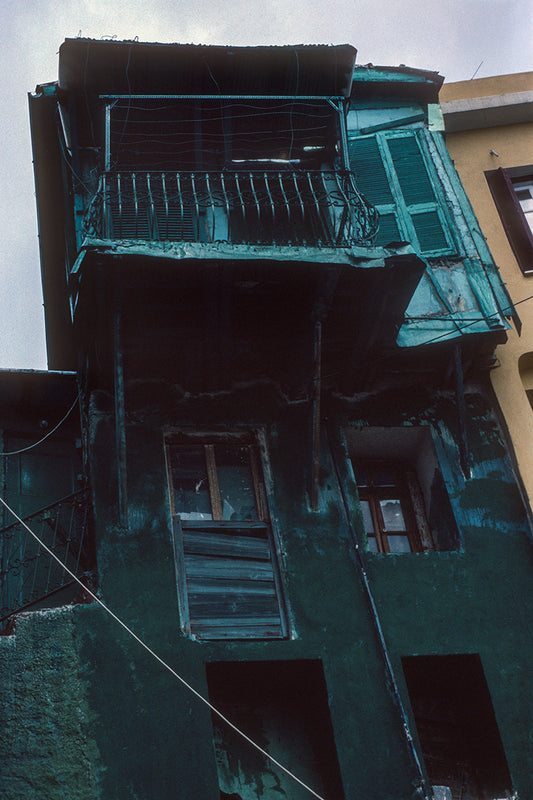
[486,168,533,274]
[346,426,460,553]
[513,177,533,233]
[402,655,513,800]
[166,434,287,640]
[353,461,422,553]
[106,98,339,172]
[206,660,345,800]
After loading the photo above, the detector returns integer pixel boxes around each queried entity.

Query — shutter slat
[387,136,436,206]
[348,137,394,205]
[183,530,271,559]
[185,554,275,581]
[412,211,448,252]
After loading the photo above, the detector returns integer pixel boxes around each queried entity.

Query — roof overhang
[351,64,443,103]
[58,39,357,98]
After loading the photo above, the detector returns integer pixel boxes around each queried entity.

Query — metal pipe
[100,94,345,100]
[454,342,471,479]
[310,321,322,511]
[328,430,432,800]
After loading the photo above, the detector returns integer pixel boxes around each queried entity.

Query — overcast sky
[0,0,531,370]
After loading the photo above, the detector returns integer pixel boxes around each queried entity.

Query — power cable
[0,395,80,457]
[0,497,327,800]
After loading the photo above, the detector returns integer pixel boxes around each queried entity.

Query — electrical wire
[0,495,327,800]
[0,395,79,457]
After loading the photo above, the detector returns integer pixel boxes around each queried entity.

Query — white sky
[1,0,531,370]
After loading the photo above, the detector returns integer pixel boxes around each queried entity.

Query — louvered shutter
[348,137,402,246]
[388,135,450,253]
[348,132,453,255]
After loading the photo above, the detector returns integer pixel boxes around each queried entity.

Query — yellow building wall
[441,73,533,508]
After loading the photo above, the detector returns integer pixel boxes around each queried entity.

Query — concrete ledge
[442,90,533,131]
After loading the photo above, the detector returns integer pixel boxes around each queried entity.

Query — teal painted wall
[3,375,531,799]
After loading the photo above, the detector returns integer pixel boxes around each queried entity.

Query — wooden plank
[187,577,277,595]
[184,555,276,581]
[181,519,267,532]
[171,517,192,635]
[183,530,270,559]
[188,594,280,616]
[191,621,283,639]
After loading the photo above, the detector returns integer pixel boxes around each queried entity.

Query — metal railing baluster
[132,173,139,237]
[0,491,93,625]
[84,169,377,247]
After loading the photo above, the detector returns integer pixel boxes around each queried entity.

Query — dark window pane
[387,534,412,553]
[170,446,212,519]
[360,500,375,533]
[215,445,258,521]
[380,498,407,531]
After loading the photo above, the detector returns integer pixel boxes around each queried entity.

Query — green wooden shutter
[348,137,402,246]
[348,132,453,255]
[388,136,436,205]
[348,137,394,205]
[387,134,450,253]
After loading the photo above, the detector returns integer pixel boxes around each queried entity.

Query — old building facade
[1,40,531,800]
[441,72,533,516]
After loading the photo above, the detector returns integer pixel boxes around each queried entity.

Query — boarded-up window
[166,434,287,639]
[348,131,454,256]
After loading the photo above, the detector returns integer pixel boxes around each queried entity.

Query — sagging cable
[1,395,80,456]
[0,495,327,800]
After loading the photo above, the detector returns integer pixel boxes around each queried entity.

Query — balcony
[0,490,94,628]
[83,169,379,248]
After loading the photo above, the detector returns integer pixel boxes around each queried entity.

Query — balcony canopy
[58,39,357,98]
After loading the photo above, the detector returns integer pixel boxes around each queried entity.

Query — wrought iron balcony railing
[83,169,379,247]
[0,490,94,627]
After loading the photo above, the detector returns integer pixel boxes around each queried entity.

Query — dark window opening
[206,659,345,800]
[353,461,423,553]
[108,99,339,172]
[346,426,460,554]
[402,655,513,800]
[486,167,533,275]
[166,433,287,640]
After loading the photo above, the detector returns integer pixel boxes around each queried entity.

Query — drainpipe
[113,274,128,526]
[310,320,322,512]
[454,342,470,479]
[328,431,432,800]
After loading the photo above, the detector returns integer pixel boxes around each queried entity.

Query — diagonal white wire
[0,495,327,800]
